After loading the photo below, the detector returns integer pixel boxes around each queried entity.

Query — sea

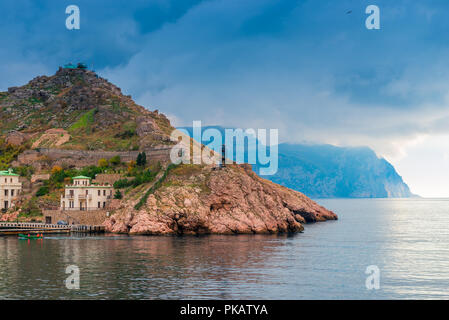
[1,198,449,299]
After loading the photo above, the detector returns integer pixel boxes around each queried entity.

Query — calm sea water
[1,198,449,299]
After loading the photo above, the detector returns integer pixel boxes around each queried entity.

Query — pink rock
[103,164,337,235]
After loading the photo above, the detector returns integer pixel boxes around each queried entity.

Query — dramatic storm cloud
[1,0,449,196]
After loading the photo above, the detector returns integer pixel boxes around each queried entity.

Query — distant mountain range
[179,126,415,199]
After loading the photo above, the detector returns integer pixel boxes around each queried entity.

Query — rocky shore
[104,164,337,235]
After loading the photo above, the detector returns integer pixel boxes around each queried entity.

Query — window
[11,190,14,196]
[98,202,101,208]
[103,190,106,196]
[86,190,89,195]
[98,190,101,196]
[4,190,8,196]
[103,202,106,208]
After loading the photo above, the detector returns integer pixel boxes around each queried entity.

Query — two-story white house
[0,169,22,210]
[60,176,114,211]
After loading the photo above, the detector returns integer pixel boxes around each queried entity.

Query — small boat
[18,234,43,240]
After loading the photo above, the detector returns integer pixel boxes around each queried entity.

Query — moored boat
[18,234,43,240]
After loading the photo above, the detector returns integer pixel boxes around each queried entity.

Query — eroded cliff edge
[104,163,337,235]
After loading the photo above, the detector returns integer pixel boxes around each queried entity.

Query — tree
[127,160,136,174]
[136,153,143,166]
[136,152,147,166]
[36,186,49,197]
[114,190,123,199]
[98,158,108,168]
[51,165,63,174]
[109,155,121,166]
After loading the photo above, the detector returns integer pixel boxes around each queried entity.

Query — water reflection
[3,199,449,299]
[0,234,296,299]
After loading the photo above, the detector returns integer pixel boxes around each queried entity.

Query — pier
[0,222,105,235]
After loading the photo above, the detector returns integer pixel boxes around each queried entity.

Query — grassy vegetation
[0,139,26,170]
[114,170,157,189]
[170,164,203,176]
[134,163,178,210]
[69,108,97,133]
[19,197,42,217]
[27,97,42,105]
[64,119,140,151]
[114,161,161,189]
[14,165,35,178]
[163,164,211,194]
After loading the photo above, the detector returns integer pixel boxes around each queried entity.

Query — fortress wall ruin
[17,146,172,168]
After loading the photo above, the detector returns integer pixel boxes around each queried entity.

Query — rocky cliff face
[104,164,337,235]
[258,144,415,198]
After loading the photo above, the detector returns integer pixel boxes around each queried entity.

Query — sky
[1,0,449,197]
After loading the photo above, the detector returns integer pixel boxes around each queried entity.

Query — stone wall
[43,209,110,226]
[93,174,122,185]
[16,146,172,169]
[31,173,50,183]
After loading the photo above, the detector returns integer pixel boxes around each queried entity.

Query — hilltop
[0,66,173,152]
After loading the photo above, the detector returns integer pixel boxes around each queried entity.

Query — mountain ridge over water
[261,143,415,198]
[178,126,415,199]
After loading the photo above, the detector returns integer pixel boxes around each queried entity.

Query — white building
[60,176,114,211]
[0,169,22,210]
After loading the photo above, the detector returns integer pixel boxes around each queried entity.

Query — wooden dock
[0,222,105,235]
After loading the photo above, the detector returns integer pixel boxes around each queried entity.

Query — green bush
[136,152,147,167]
[20,197,42,217]
[78,165,103,179]
[114,130,136,139]
[134,164,177,210]
[114,190,123,199]
[15,165,35,178]
[109,155,121,166]
[0,139,24,170]
[113,169,157,189]
[36,186,49,197]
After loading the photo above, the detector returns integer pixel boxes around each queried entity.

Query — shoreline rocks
[104,164,337,235]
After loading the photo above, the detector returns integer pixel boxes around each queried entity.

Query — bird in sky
[346,10,352,14]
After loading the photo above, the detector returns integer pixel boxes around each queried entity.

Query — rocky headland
[0,66,337,234]
[104,163,337,235]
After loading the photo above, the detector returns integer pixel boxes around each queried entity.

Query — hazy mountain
[179,126,415,198]
[257,143,414,198]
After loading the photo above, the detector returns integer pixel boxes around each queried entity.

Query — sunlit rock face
[104,164,337,235]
